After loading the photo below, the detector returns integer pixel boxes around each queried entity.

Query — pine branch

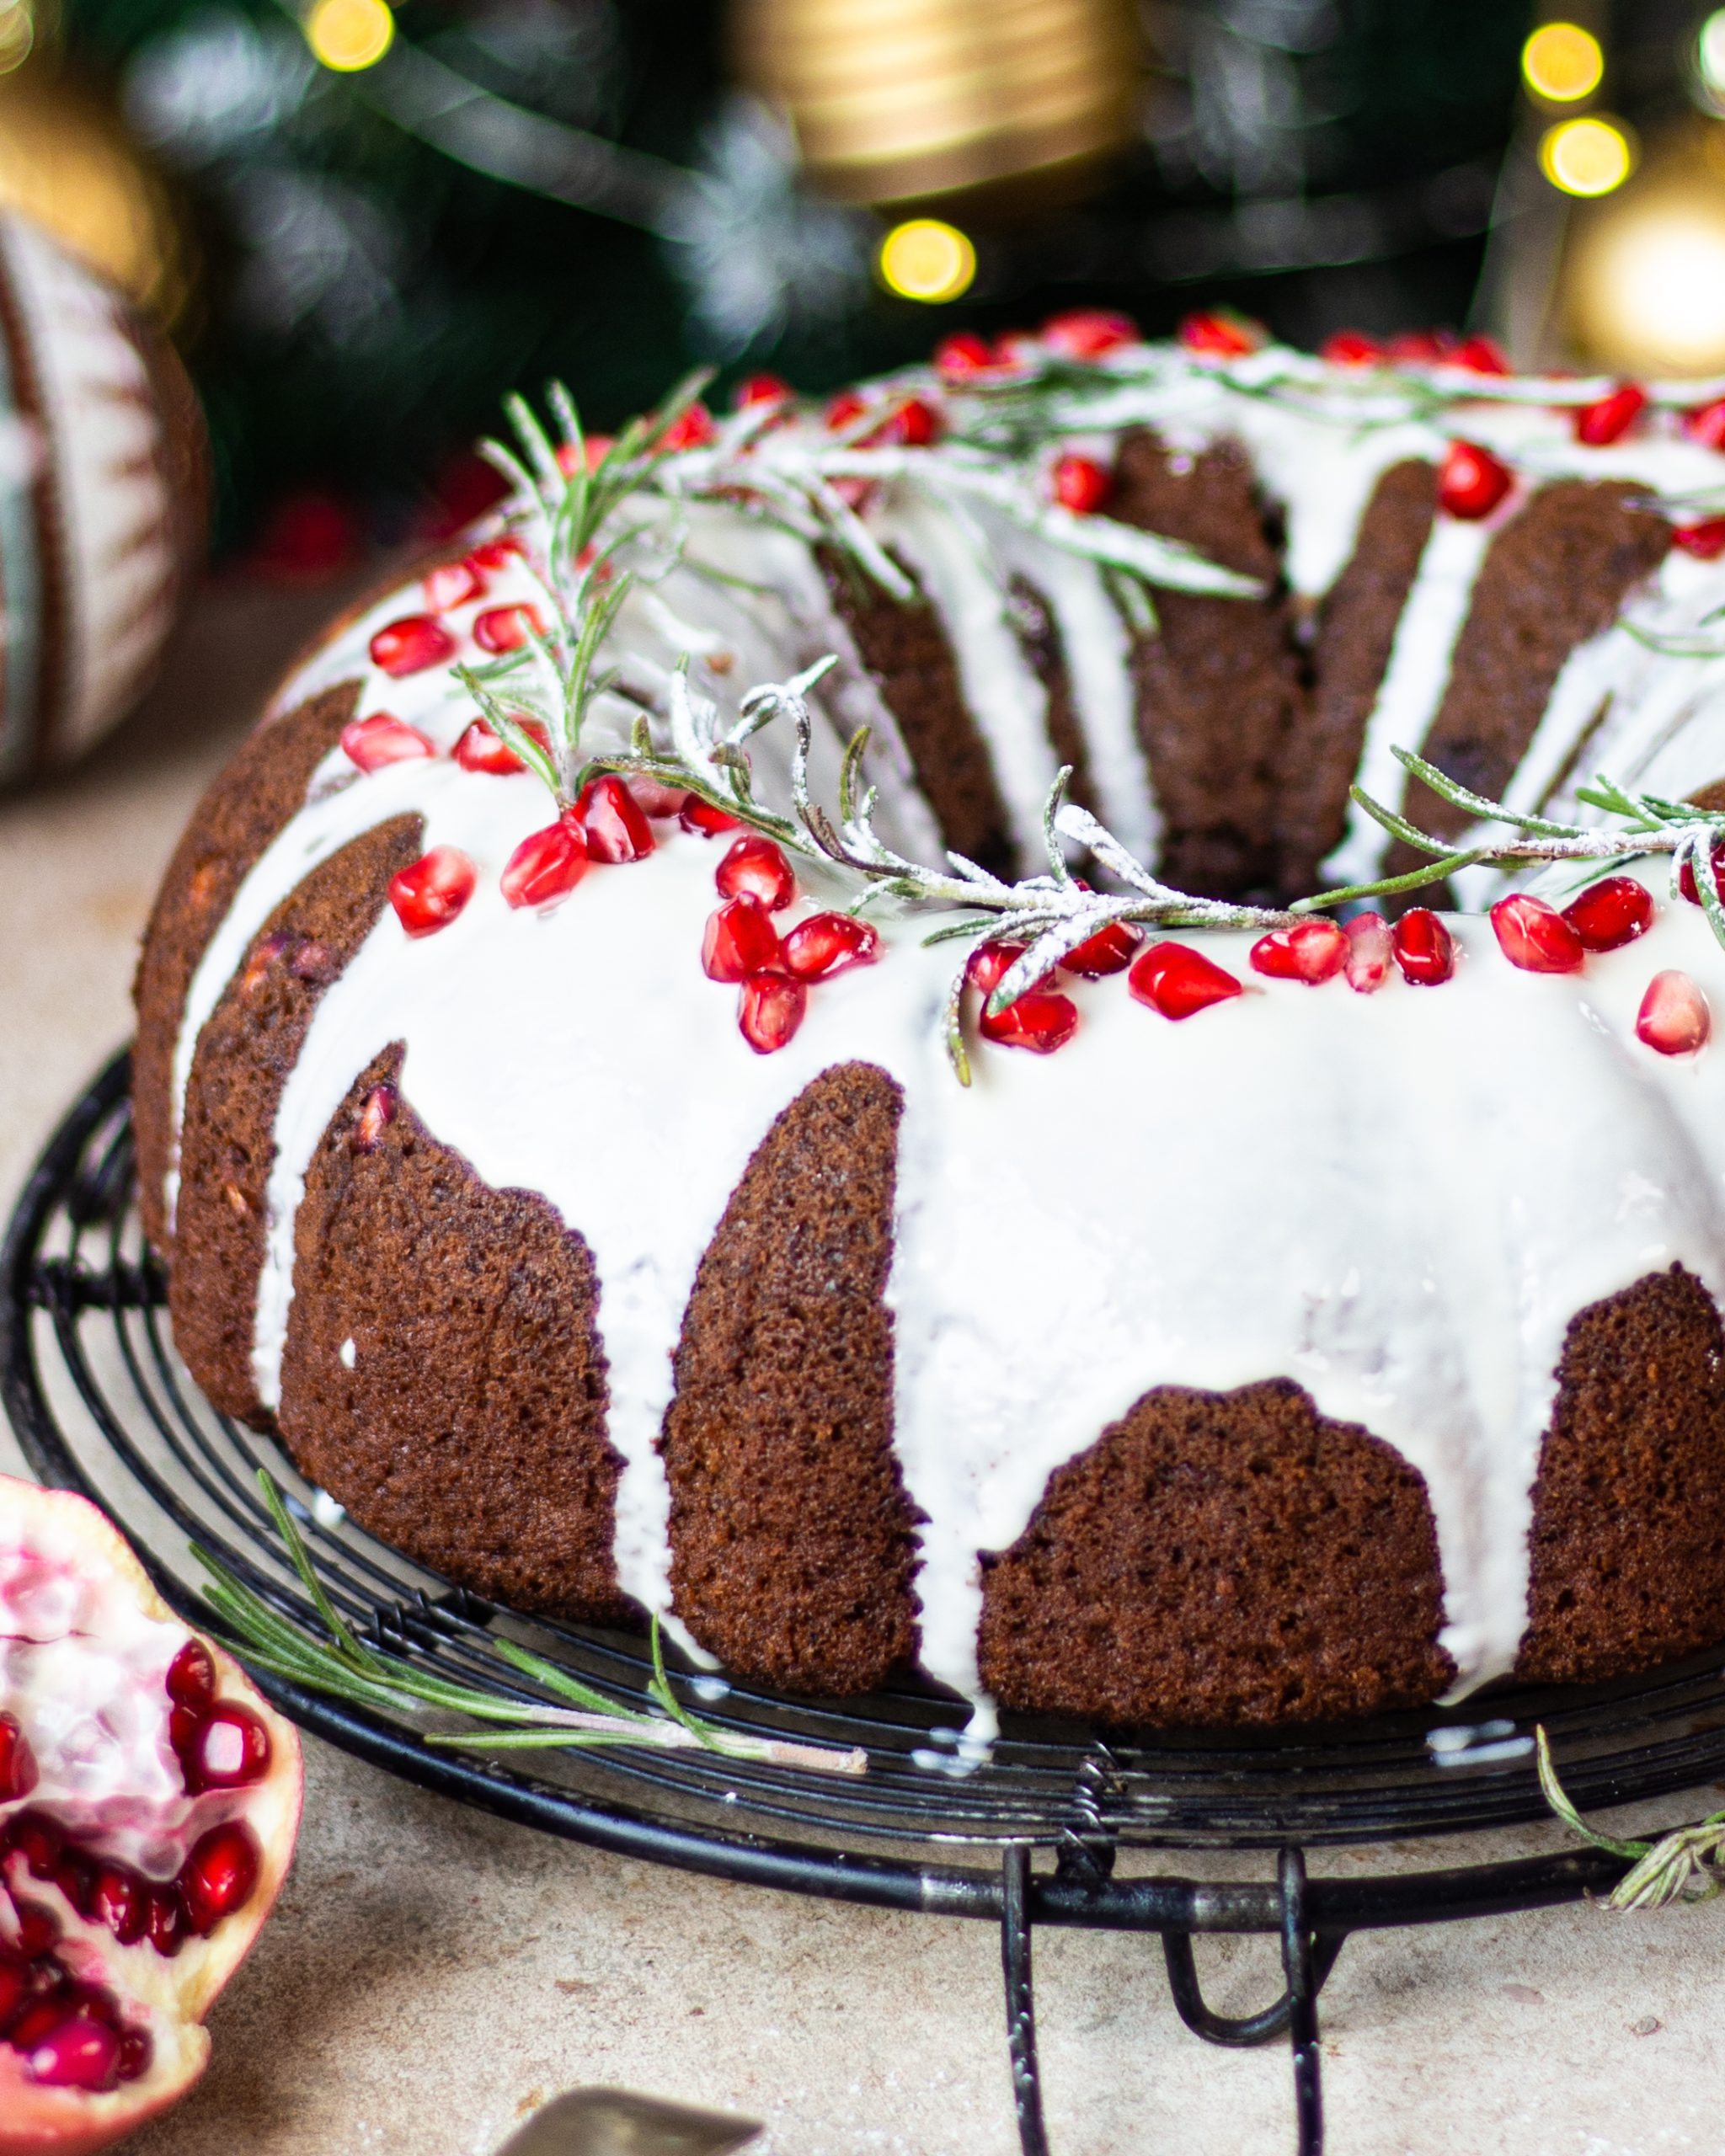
[1536,1728,1725,1910]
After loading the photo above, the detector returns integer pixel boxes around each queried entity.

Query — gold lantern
[732,0,1140,207]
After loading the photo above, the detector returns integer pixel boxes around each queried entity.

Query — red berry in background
[734,372,791,409]
[1051,453,1112,514]
[340,713,435,773]
[1128,941,1243,1019]
[1343,911,1392,993]
[625,775,690,818]
[500,820,588,909]
[423,558,486,611]
[681,796,743,837]
[370,614,456,678]
[872,396,941,446]
[1637,969,1712,1055]
[825,388,869,430]
[1674,518,1725,559]
[1391,909,1455,985]
[1321,330,1383,366]
[1437,440,1514,520]
[1450,333,1510,375]
[715,833,796,910]
[455,717,552,774]
[1489,894,1586,973]
[467,535,525,572]
[1060,918,1140,976]
[554,434,614,477]
[1573,383,1646,446]
[702,894,782,982]
[933,330,996,380]
[1386,328,1455,363]
[473,603,545,655]
[782,911,882,980]
[1562,874,1653,952]
[1685,397,1725,450]
[660,402,716,451]
[249,490,360,583]
[980,989,1080,1053]
[573,775,654,863]
[1041,307,1138,359]
[389,846,477,937]
[738,971,806,1053]
[1178,310,1263,359]
[1249,918,1348,985]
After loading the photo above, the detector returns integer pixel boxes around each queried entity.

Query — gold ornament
[732,0,1140,206]
[1563,119,1725,376]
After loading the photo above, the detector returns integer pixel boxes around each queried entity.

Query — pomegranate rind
[0,1476,303,2153]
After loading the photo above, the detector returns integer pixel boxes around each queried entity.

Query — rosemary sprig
[1536,1727,1725,1910]
[195,1473,866,1777]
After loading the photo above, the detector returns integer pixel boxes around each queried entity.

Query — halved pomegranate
[0,1477,302,2155]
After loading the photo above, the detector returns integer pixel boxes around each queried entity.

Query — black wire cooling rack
[7,1054,1724,2155]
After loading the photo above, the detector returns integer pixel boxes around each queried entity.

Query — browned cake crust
[1518,1266,1725,1684]
[169,815,423,1428]
[133,682,362,1253]
[976,1378,1454,1726]
[1387,482,1670,882]
[277,1047,628,1619]
[661,1063,921,1694]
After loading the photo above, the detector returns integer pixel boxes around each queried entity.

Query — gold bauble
[733,0,1140,207]
[1563,120,1725,376]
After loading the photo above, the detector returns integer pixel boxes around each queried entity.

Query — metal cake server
[491,2088,762,2156]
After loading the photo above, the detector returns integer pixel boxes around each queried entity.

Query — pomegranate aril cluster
[696,832,879,1052]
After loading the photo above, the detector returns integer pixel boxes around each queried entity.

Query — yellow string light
[1522,22,1605,104]
[305,0,395,73]
[1539,115,1633,197]
[877,219,976,303]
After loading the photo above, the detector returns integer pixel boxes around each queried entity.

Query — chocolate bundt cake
[135,316,1725,1733]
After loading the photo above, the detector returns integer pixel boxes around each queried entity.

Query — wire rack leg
[1279,1847,1324,2156]
[1001,1844,1049,2156]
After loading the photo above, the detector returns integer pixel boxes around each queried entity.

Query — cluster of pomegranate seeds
[1391,909,1455,985]
[499,776,655,912]
[368,614,456,679]
[1573,383,1645,446]
[1129,942,1243,1019]
[696,833,879,1051]
[1051,453,1112,515]
[0,1909,149,2093]
[341,712,434,773]
[1638,970,1712,1055]
[388,845,478,937]
[967,941,1077,1053]
[473,603,545,655]
[1562,874,1653,952]
[1674,518,1725,560]
[1249,919,1348,985]
[1040,308,1138,360]
[1437,440,1513,520]
[1489,894,1585,974]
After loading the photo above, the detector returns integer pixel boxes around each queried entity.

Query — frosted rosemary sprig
[1536,1727,1725,1910]
[191,1473,866,1777]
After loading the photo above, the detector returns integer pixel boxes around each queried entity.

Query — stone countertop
[3,579,1722,2156]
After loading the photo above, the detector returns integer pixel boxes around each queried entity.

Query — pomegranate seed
[12,1899,58,1960]
[90,1866,146,1946]
[1573,384,1645,446]
[1051,453,1112,514]
[1490,894,1586,973]
[1637,969,1712,1055]
[54,1850,96,1917]
[341,712,435,773]
[24,2015,120,2092]
[145,1886,188,1959]
[1562,875,1653,952]
[980,990,1079,1053]
[967,940,1032,997]
[165,1641,216,1712]
[473,603,545,655]
[681,796,742,837]
[1178,311,1262,359]
[1679,844,1725,906]
[1685,397,1725,451]
[1386,328,1455,363]
[370,615,455,678]
[738,973,806,1054]
[1128,942,1243,1019]
[11,1814,60,1878]
[184,1704,272,1793]
[179,1822,260,1935]
[1249,919,1348,985]
[1391,909,1455,985]
[455,717,552,774]
[871,396,941,447]
[573,775,654,863]
[1450,334,1510,376]
[168,1702,200,1761]
[1060,919,1140,976]
[354,1084,396,1153]
[500,819,589,909]
[554,434,613,476]
[715,834,795,910]
[389,847,476,937]
[0,1950,24,2024]
[1042,308,1138,359]
[825,389,869,431]
[934,331,996,380]
[8,1999,73,2052]
[702,895,782,983]
[1321,330,1383,366]
[117,2029,152,2082]
[781,912,881,980]
[734,372,791,409]
[625,776,688,818]
[1674,518,1725,559]
[1343,912,1392,993]
[467,536,525,572]
[0,1713,38,1801]
[659,403,715,452]
[1437,440,1514,520]
[423,558,485,611]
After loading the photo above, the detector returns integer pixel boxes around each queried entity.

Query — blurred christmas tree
[27,0,1530,552]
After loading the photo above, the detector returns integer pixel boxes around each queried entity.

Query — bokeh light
[1570,189,1725,373]
[304,0,395,73]
[1540,115,1633,196]
[1699,10,1725,104]
[1522,22,1604,104]
[877,219,976,303]
[0,4,33,76]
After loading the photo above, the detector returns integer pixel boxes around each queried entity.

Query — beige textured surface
[3,582,1725,2155]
